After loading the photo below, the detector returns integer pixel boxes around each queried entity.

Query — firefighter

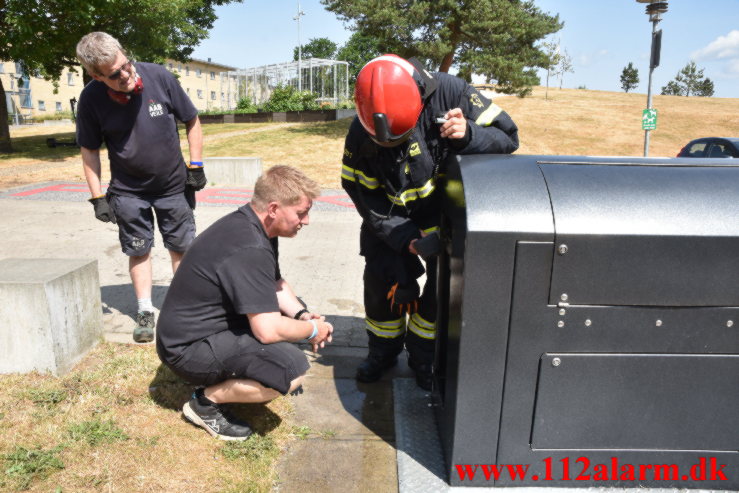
[341,54,519,390]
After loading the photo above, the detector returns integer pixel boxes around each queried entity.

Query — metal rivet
[557,320,565,328]
[585,319,592,327]
[552,357,561,367]
[728,320,734,328]
[656,320,662,327]
[560,293,569,301]
[558,244,568,255]
[559,308,566,316]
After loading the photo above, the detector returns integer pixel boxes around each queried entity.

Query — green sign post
[642,108,658,130]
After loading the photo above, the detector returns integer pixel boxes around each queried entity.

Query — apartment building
[2,57,238,122]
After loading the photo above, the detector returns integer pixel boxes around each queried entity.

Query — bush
[235,97,258,113]
[263,85,319,112]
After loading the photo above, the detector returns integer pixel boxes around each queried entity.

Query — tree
[620,62,639,93]
[694,77,715,97]
[660,61,714,97]
[541,40,562,100]
[0,0,240,153]
[556,49,573,90]
[293,37,338,61]
[321,0,562,97]
[336,32,382,87]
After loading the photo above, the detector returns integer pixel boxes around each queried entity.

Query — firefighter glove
[413,231,441,259]
[387,282,420,315]
[186,165,207,191]
[89,196,116,224]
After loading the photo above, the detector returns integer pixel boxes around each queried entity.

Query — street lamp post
[636,0,668,157]
[294,2,305,92]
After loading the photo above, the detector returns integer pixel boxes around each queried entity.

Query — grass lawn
[0,343,298,492]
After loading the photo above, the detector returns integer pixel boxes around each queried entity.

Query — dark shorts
[163,329,310,395]
[108,193,195,256]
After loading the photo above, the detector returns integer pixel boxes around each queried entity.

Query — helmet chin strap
[107,74,143,105]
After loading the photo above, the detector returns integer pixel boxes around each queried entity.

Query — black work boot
[356,353,398,383]
[408,359,434,391]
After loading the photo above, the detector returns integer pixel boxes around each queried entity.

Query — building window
[185,66,190,76]
[210,91,216,100]
[56,101,62,112]
[38,100,46,111]
[197,89,203,99]
[0,63,4,74]
[186,88,190,95]
[178,64,182,71]
[67,72,75,86]
[196,69,202,77]
[210,71,215,80]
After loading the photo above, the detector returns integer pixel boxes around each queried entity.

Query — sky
[192,1,739,98]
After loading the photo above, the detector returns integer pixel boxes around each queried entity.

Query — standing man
[341,55,519,390]
[75,32,206,343]
[157,165,333,441]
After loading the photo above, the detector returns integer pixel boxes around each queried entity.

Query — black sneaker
[182,397,253,441]
[356,353,398,383]
[133,311,155,343]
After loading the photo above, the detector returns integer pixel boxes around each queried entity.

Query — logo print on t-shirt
[148,100,164,118]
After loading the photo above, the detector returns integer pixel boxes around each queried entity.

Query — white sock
[137,298,154,313]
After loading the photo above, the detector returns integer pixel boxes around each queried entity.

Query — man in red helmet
[341,54,519,390]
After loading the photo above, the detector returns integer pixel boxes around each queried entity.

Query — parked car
[677,137,739,158]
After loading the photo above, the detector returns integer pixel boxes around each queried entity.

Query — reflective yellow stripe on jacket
[475,102,503,127]
[342,164,380,190]
[387,177,436,206]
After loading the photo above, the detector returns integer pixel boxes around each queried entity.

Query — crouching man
[156,165,333,441]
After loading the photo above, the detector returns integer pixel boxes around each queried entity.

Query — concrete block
[204,157,262,187]
[0,258,103,376]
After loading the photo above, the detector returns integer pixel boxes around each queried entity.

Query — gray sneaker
[133,311,155,343]
[182,397,253,441]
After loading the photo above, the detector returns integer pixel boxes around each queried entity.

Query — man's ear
[266,201,280,218]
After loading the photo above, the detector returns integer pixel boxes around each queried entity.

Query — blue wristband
[189,161,203,167]
[307,320,318,340]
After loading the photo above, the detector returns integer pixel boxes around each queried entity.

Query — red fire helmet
[355,54,423,145]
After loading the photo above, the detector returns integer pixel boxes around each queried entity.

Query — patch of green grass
[220,434,278,462]
[2,445,65,490]
[26,388,68,408]
[291,425,312,440]
[67,418,128,446]
[0,132,79,160]
[320,429,336,439]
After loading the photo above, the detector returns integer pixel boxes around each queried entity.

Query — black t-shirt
[157,204,282,361]
[76,62,198,197]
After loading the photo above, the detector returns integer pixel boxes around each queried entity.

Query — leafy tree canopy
[0,0,240,152]
[320,0,562,97]
[294,37,338,61]
[661,61,714,97]
[620,62,639,93]
[336,32,382,86]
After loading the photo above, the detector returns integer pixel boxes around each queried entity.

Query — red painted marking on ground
[11,183,91,196]
[8,183,356,208]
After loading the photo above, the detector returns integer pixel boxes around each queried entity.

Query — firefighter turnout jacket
[341,71,520,287]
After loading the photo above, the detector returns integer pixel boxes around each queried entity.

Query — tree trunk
[0,78,12,153]
[439,52,455,73]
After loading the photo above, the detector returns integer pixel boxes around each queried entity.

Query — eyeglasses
[106,60,133,81]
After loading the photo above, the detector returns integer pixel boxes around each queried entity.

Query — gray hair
[76,32,124,75]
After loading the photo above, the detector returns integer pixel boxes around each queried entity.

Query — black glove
[387,281,420,315]
[186,166,207,191]
[413,232,441,259]
[88,196,116,223]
